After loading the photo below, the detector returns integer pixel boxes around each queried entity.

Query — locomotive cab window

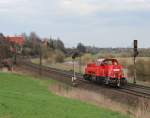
[112,61,118,65]
[103,59,119,65]
[103,60,112,65]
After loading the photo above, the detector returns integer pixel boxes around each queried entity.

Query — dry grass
[32,58,85,73]
[134,98,150,118]
[49,83,150,118]
[127,59,150,82]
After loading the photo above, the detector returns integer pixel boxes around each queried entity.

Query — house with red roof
[6,36,24,46]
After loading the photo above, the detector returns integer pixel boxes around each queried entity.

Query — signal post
[72,52,79,86]
[133,40,139,84]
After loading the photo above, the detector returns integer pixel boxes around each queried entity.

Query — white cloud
[59,0,150,15]
[122,0,145,3]
[59,0,99,15]
[0,0,41,21]
[0,0,29,12]
[0,0,21,4]
[0,0,150,17]
[0,0,28,6]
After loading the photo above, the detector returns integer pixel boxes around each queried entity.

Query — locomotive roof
[103,58,118,61]
[96,58,119,65]
[97,58,118,62]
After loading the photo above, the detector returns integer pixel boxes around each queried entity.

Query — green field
[0,72,129,118]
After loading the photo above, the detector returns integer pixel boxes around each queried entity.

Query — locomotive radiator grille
[114,72,119,78]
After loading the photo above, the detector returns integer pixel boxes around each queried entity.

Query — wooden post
[14,45,17,65]
[39,44,42,75]
[79,56,81,74]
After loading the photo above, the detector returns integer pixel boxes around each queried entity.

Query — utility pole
[133,40,139,84]
[79,56,82,74]
[73,58,76,79]
[13,44,17,65]
[39,44,42,75]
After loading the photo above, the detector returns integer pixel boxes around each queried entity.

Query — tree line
[1,32,150,60]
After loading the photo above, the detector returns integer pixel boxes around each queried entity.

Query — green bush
[44,49,65,63]
[81,53,93,65]
[54,50,65,63]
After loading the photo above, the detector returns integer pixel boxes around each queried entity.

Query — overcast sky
[0,0,150,48]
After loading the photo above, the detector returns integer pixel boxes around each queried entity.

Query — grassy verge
[0,72,129,118]
[31,58,84,74]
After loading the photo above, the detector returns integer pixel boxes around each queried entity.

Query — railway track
[20,61,150,99]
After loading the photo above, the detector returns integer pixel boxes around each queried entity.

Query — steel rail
[20,61,150,99]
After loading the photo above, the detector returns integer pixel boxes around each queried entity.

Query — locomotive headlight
[113,69,120,72]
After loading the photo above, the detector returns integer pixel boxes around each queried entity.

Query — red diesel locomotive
[83,58,127,87]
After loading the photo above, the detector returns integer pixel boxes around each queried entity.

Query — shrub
[81,53,93,65]
[54,50,65,63]
[128,59,150,81]
[45,49,65,63]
